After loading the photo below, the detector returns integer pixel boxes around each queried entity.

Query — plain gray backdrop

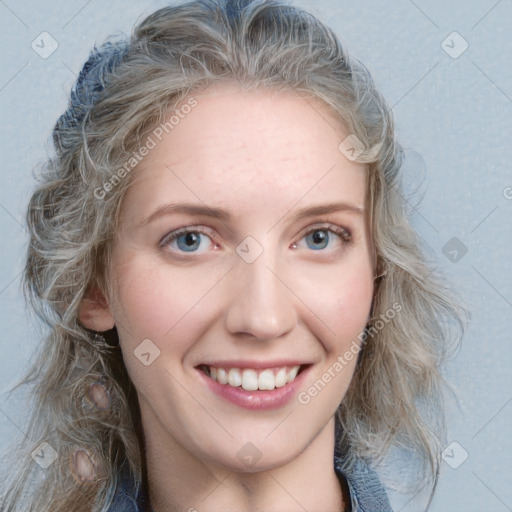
[0,1,511,511]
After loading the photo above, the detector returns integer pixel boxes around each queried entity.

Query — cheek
[299,257,373,349]
[337,268,373,318]
[110,256,209,344]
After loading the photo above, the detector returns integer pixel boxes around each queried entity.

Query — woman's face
[105,83,374,471]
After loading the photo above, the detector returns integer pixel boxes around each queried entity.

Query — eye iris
[306,230,329,250]
[177,232,201,251]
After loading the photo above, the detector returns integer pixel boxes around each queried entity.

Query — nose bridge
[225,239,296,339]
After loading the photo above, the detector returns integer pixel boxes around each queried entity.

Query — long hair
[0,1,466,510]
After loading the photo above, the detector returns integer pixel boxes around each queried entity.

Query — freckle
[88,382,110,410]
[72,449,96,482]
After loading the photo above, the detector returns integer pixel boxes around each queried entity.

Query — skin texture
[80,82,375,512]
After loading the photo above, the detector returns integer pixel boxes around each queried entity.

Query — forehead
[122,83,367,222]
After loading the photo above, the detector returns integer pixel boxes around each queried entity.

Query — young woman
[0,1,465,510]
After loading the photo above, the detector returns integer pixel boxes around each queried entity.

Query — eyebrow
[138,201,364,227]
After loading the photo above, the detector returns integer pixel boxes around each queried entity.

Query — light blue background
[0,1,511,511]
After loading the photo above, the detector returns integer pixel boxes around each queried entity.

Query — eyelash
[298,224,352,247]
[159,222,353,255]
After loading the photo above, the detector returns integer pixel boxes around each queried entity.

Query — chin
[198,434,309,474]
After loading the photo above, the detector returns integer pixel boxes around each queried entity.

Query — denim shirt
[107,424,393,512]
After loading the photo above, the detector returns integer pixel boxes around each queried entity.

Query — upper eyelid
[301,222,351,236]
[159,225,216,247]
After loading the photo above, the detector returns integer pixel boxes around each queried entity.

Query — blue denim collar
[108,423,393,512]
[333,418,394,512]
[334,449,394,511]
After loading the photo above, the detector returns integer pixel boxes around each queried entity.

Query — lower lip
[196,366,311,410]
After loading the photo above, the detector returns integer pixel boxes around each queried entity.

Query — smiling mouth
[197,364,309,391]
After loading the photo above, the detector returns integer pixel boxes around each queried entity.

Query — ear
[78,285,115,332]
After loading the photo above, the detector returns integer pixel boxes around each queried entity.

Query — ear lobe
[78,286,115,332]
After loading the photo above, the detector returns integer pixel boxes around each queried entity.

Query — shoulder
[106,462,148,512]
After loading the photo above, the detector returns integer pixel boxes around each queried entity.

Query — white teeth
[217,367,228,384]
[206,365,302,390]
[274,368,287,388]
[287,366,299,382]
[228,368,242,387]
[258,369,275,390]
[241,369,259,391]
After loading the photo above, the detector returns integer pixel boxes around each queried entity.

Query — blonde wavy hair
[0,0,466,510]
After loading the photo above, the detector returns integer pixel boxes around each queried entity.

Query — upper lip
[196,359,313,370]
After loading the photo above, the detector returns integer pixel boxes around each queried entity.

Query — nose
[224,247,297,340]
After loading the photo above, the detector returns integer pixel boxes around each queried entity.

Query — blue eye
[305,229,330,250]
[299,226,351,252]
[161,228,213,253]
[160,223,352,256]
[175,232,203,252]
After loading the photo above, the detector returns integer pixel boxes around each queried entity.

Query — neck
[141,410,347,512]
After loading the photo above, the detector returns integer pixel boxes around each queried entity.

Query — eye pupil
[306,229,329,250]
[312,231,325,244]
[185,233,198,245]
[177,232,201,251]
